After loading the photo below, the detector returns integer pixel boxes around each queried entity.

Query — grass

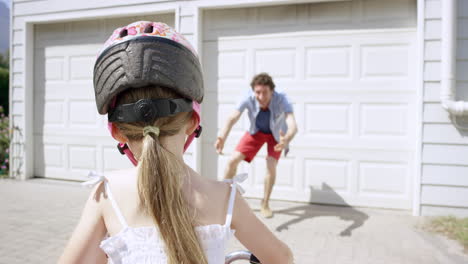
[425,216,468,253]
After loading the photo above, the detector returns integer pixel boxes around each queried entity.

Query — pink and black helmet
[93,21,203,166]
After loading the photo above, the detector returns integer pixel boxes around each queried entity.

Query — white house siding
[201,0,418,209]
[420,0,468,217]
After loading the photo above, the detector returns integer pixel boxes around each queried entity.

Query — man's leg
[224,151,246,180]
[261,156,278,218]
[225,132,263,179]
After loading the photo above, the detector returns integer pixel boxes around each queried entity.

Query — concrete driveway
[0,178,467,264]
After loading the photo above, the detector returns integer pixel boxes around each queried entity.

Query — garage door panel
[308,1,353,25]
[44,56,66,81]
[68,100,100,128]
[360,44,411,79]
[305,103,353,136]
[362,0,415,22]
[299,147,412,165]
[69,55,95,80]
[34,142,64,170]
[217,81,252,95]
[359,103,409,138]
[304,159,352,194]
[40,100,66,127]
[68,145,97,170]
[218,34,416,91]
[305,46,352,79]
[254,48,296,79]
[70,19,103,39]
[267,80,415,92]
[37,83,93,100]
[296,138,413,152]
[203,8,250,31]
[100,147,129,171]
[358,161,409,195]
[218,50,248,80]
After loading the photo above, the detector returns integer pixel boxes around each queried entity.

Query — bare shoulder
[195,175,231,203]
[103,168,138,191]
[189,174,232,225]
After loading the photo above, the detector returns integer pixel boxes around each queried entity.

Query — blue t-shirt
[236,90,293,143]
[255,109,272,134]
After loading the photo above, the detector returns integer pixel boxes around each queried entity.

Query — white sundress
[83,172,247,264]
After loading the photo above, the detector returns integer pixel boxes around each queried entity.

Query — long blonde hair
[114,86,208,264]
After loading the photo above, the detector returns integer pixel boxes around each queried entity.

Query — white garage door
[202,0,417,209]
[33,14,201,180]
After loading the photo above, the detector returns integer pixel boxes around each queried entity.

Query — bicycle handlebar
[225,250,261,264]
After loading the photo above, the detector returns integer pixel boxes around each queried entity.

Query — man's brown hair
[250,72,275,91]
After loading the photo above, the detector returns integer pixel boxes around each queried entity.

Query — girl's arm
[58,183,108,264]
[231,193,294,264]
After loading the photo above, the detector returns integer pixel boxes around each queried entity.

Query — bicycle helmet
[93,21,203,165]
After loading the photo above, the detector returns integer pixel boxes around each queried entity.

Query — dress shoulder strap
[223,173,248,228]
[82,171,128,228]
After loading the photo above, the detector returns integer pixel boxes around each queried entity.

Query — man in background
[215,73,298,218]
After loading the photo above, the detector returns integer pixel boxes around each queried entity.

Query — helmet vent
[144,24,154,33]
[119,28,128,38]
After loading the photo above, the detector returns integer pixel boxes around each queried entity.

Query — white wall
[420,0,468,217]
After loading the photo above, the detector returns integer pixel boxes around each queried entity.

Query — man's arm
[284,112,298,142]
[274,112,297,152]
[215,110,242,154]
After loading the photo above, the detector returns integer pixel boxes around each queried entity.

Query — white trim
[195,0,350,9]
[207,28,417,41]
[175,4,181,32]
[194,7,203,174]
[12,0,350,17]
[413,0,425,216]
[22,22,33,180]
[8,0,14,179]
[20,3,177,23]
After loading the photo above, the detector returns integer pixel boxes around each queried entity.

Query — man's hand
[214,137,225,155]
[274,131,288,152]
[215,110,242,155]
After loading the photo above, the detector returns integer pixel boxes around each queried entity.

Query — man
[215,73,298,218]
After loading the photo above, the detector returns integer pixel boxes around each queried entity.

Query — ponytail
[115,87,208,264]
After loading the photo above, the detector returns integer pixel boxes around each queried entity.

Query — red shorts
[235,132,281,163]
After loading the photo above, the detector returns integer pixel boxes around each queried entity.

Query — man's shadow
[274,183,369,237]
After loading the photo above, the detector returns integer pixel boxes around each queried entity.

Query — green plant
[0,105,9,176]
[0,51,9,69]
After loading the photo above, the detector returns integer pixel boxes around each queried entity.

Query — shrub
[0,67,8,116]
[0,105,9,176]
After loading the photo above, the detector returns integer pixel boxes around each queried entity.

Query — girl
[58,21,293,264]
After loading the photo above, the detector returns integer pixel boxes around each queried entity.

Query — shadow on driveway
[274,183,369,237]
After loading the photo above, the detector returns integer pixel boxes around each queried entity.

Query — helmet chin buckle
[117,143,129,155]
[195,125,203,138]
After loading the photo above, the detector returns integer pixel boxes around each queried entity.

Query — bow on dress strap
[82,171,107,187]
[223,173,248,194]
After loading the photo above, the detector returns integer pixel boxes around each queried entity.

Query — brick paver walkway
[1,178,467,264]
